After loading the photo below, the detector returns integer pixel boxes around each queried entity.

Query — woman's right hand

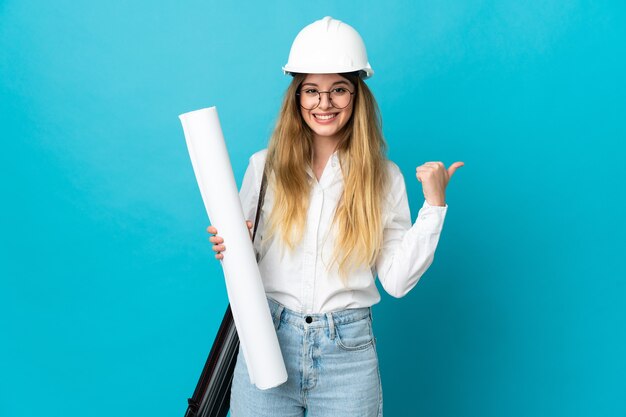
[207,221,253,260]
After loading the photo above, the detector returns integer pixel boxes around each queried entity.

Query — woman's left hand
[416,161,464,206]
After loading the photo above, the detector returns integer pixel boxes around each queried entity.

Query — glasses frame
[296,87,356,110]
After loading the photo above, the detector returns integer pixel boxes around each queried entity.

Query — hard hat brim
[282,65,374,80]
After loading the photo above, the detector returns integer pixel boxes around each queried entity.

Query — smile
[313,113,338,121]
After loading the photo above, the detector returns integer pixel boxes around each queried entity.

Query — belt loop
[326,312,335,340]
[273,305,284,330]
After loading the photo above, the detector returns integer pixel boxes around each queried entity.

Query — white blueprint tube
[179,107,287,390]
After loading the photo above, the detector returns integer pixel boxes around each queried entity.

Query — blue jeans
[230,297,383,417]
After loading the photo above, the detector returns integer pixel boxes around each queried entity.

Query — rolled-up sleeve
[375,165,448,298]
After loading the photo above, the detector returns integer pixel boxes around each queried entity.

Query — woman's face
[298,73,355,142]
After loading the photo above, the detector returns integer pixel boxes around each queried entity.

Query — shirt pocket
[335,316,374,352]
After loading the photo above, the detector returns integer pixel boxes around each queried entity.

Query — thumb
[447,161,465,178]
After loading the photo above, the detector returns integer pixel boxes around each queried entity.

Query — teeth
[314,114,336,120]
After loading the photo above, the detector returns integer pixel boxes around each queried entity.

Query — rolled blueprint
[179,107,287,390]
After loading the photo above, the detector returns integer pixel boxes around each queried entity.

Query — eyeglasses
[296,87,355,110]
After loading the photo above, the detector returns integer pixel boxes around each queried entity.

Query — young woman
[207,16,463,417]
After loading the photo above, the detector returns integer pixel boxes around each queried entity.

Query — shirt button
[305,316,313,324]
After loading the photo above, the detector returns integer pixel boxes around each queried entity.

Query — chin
[312,127,341,137]
[305,116,350,139]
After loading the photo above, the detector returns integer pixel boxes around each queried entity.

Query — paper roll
[179,107,288,390]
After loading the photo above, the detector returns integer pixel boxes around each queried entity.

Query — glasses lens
[330,88,351,109]
[299,89,320,110]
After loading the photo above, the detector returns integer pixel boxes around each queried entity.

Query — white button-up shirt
[239,149,448,314]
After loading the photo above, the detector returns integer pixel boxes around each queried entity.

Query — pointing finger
[448,162,465,177]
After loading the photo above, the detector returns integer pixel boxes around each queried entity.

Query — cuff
[414,200,448,232]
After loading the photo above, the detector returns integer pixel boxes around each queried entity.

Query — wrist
[426,199,446,207]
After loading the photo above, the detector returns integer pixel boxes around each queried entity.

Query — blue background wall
[1,1,625,416]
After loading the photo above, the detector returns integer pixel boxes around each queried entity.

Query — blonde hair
[265,72,388,284]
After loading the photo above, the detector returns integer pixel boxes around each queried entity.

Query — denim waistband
[266,296,372,330]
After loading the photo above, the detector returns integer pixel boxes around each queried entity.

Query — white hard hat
[282,16,374,79]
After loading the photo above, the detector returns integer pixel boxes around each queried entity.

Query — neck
[312,134,340,163]
[311,134,340,180]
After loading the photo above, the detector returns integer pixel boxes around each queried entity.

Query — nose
[318,91,332,109]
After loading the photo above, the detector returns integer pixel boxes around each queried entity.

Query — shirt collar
[305,151,341,185]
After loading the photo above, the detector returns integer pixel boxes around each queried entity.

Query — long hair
[264,72,388,284]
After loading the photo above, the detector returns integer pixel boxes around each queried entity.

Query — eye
[303,88,319,95]
[332,87,349,95]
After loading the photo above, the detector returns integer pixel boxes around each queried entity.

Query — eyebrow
[301,81,351,88]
